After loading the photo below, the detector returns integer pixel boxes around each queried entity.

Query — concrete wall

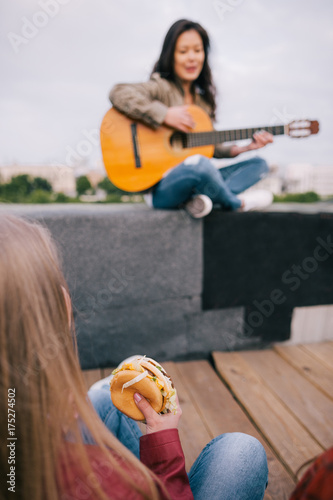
[2,204,245,368]
[2,202,333,369]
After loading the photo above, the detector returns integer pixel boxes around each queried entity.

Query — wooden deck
[82,341,333,500]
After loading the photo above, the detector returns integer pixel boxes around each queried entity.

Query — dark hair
[152,19,217,119]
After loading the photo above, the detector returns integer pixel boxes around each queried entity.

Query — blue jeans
[88,385,268,500]
[152,155,269,211]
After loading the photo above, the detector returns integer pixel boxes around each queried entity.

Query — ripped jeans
[152,155,269,211]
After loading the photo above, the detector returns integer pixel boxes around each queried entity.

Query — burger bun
[110,370,164,421]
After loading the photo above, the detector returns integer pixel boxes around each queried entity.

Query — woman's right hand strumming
[163,106,196,132]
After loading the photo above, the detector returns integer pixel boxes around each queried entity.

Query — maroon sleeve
[289,447,333,500]
[140,429,194,500]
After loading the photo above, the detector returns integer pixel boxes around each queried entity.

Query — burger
[110,356,177,421]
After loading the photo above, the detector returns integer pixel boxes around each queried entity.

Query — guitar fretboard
[186,125,285,148]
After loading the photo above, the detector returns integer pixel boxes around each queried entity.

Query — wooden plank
[82,368,103,391]
[274,344,333,400]
[301,342,333,370]
[162,362,213,472]
[102,367,115,378]
[177,360,295,499]
[240,350,333,450]
[213,352,323,479]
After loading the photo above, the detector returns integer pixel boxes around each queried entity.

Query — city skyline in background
[1,0,333,172]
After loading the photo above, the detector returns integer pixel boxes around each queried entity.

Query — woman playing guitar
[109,19,274,218]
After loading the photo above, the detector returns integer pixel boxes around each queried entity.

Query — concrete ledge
[2,203,332,369]
[1,204,242,367]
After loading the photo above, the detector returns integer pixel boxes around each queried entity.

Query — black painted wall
[203,210,333,342]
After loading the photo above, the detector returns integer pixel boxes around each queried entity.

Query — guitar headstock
[286,119,319,138]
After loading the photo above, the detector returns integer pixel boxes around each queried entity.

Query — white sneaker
[185,194,213,218]
[238,190,273,212]
[88,354,143,391]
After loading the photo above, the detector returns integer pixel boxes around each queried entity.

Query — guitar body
[100,105,214,192]
[100,105,319,193]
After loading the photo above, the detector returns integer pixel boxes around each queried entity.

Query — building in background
[284,164,333,196]
[2,162,333,199]
[85,169,105,189]
[0,164,76,196]
[233,162,333,197]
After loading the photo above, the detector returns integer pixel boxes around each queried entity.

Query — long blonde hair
[0,215,163,500]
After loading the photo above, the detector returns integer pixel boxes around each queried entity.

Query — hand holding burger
[110,356,180,432]
[133,391,182,434]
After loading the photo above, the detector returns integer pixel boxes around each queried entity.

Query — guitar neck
[186,124,286,148]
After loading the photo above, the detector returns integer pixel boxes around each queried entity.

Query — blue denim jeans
[152,155,269,211]
[88,385,268,500]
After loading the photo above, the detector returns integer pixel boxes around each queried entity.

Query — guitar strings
[186,125,285,148]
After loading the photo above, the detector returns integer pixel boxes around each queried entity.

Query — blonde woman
[0,214,268,499]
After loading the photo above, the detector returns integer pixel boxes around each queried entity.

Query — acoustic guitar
[100,105,319,193]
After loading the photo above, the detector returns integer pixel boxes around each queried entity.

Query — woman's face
[173,29,205,85]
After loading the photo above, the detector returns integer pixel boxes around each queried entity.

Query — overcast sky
[1,0,332,172]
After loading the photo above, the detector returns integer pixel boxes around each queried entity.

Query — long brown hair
[0,215,163,500]
[152,19,217,119]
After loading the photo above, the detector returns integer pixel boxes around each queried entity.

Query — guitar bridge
[131,123,141,168]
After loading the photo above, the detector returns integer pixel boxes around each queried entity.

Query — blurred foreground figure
[0,214,269,499]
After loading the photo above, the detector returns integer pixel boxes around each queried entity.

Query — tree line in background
[0,173,324,204]
[0,174,137,203]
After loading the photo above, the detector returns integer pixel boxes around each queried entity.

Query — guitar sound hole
[170,132,187,151]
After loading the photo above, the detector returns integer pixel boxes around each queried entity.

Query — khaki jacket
[109,73,233,158]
